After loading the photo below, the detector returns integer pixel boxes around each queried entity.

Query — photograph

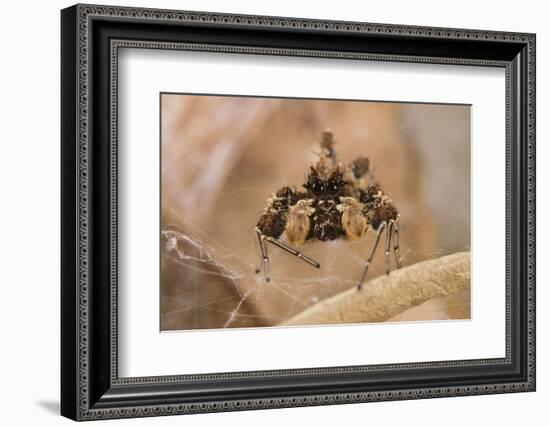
[160,94,471,331]
[58,3,536,420]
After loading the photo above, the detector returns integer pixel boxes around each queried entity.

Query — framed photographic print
[61,4,536,421]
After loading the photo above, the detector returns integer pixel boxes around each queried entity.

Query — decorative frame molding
[61,4,535,421]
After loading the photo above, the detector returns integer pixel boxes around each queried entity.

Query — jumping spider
[255,130,402,290]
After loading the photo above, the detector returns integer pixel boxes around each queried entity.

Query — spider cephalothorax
[303,161,349,241]
[255,131,402,289]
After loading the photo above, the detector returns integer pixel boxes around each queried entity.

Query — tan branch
[281,251,470,326]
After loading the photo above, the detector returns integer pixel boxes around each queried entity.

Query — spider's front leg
[393,215,403,269]
[254,227,320,282]
[354,187,403,289]
[267,236,320,269]
[357,222,386,290]
[358,217,402,290]
[357,219,402,289]
[384,220,394,275]
[255,189,320,282]
[254,227,270,281]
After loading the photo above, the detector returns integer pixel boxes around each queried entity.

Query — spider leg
[384,220,394,275]
[254,227,271,282]
[263,243,271,282]
[264,237,321,269]
[254,231,262,274]
[393,215,402,269]
[357,222,386,290]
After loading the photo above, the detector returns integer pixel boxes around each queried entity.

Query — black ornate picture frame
[61,4,536,421]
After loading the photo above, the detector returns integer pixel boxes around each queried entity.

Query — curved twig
[281,251,470,326]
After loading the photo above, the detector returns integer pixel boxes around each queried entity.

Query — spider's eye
[326,179,341,194]
[310,179,325,195]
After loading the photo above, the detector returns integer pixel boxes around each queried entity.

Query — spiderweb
[159,217,465,331]
[163,222,360,330]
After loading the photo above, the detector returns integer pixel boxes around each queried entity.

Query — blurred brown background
[160,94,470,330]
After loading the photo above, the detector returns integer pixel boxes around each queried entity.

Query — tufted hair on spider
[320,129,337,163]
[256,185,305,240]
